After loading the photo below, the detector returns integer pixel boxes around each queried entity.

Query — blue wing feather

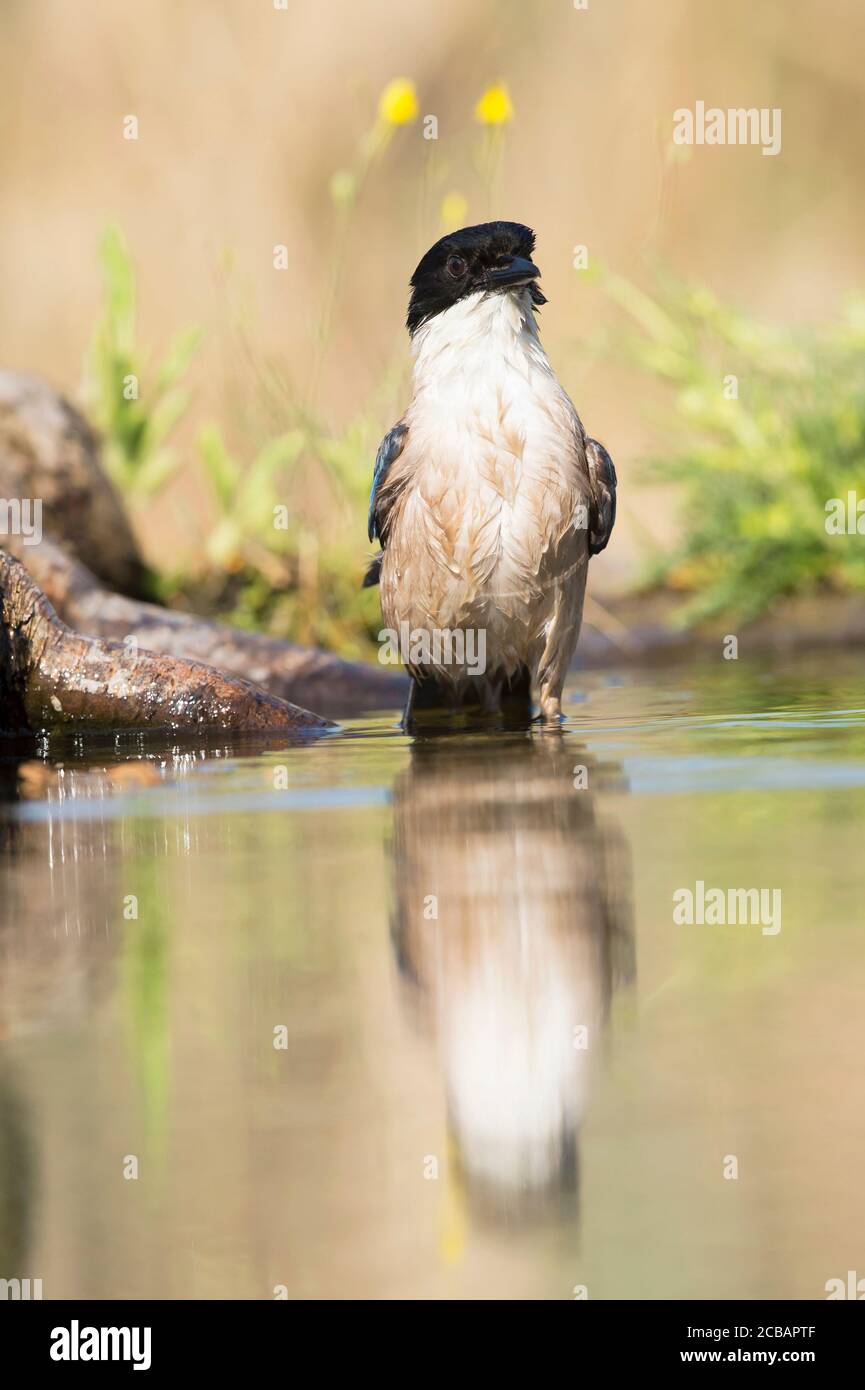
[368,422,408,544]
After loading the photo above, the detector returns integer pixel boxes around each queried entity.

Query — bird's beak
[486,256,541,290]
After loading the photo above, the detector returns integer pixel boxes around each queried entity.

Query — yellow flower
[474,83,513,125]
[378,78,419,126]
[440,191,468,232]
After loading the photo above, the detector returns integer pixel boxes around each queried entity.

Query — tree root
[0,550,328,737]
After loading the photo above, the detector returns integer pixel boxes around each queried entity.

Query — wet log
[0,371,149,597]
[11,538,406,719]
[0,550,327,737]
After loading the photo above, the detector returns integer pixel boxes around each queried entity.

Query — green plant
[85,225,201,500]
[186,406,391,657]
[605,270,865,621]
[198,423,304,570]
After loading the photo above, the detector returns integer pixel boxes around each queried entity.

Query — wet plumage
[366,221,616,722]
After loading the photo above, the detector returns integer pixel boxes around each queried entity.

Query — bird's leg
[535,557,588,725]
[401,679,418,728]
[537,680,564,724]
[402,671,454,729]
[480,677,503,715]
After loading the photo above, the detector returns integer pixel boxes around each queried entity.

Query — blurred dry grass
[1,0,864,607]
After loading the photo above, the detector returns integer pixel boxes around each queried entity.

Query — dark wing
[368,422,408,544]
[585,437,617,556]
[362,553,383,589]
[364,421,408,588]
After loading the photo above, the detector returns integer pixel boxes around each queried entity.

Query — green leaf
[198,424,240,512]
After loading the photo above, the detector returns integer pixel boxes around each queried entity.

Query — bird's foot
[537,693,564,724]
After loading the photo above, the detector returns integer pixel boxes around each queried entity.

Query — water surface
[1,654,863,1299]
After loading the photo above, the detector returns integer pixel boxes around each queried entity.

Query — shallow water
[1,654,863,1300]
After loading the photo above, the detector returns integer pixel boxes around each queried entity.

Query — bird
[364,220,616,724]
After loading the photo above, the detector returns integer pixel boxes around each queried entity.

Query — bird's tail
[362,553,383,588]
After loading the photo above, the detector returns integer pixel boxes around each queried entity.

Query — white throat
[410,289,553,390]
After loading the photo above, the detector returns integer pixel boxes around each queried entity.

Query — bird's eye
[446,255,468,279]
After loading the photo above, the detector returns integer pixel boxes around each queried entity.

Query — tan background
[1,0,863,586]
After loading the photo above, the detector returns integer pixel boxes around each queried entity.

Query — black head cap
[406,220,546,335]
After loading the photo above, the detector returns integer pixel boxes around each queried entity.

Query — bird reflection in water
[389,733,634,1223]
